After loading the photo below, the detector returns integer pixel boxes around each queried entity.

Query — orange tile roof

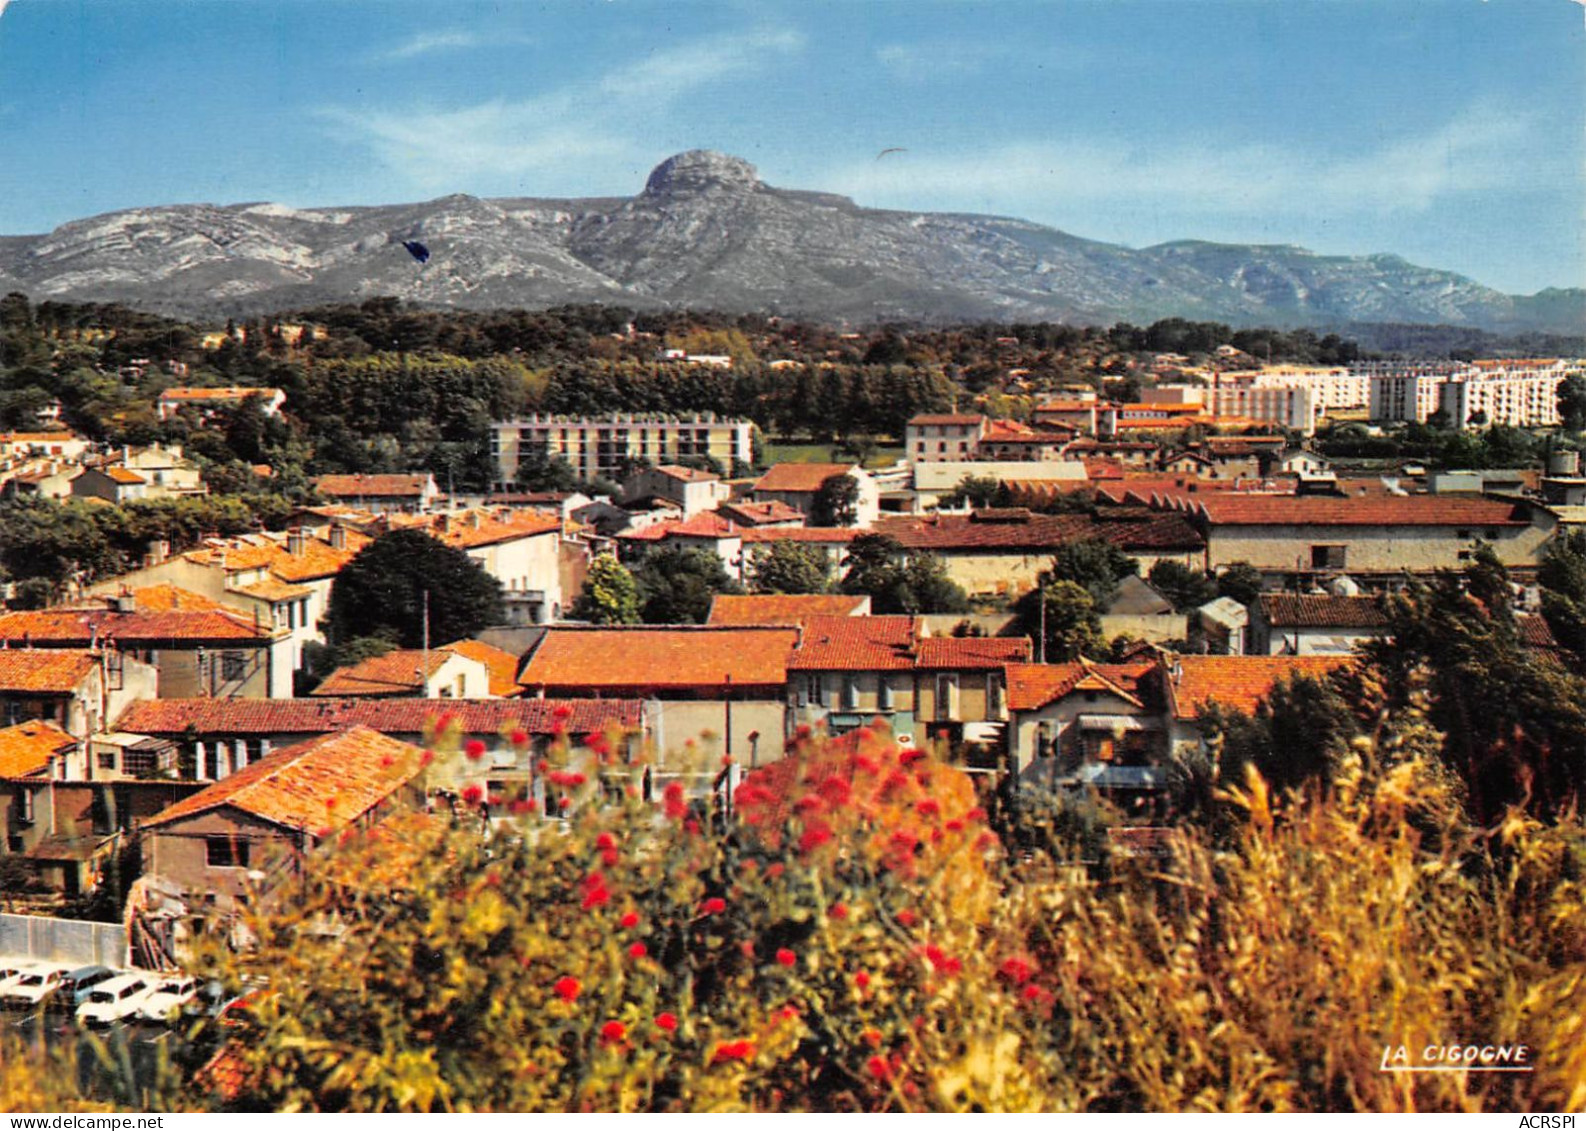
[389,509,561,550]
[0,720,76,778]
[753,463,857,493]
[738,527,863,545]
[116,585,237,614]
[716,500,805,526]
[114,697,641,738]
[0,608,276,644]
[872,510,1204,553]
[159,386,282,401]
[312,650,452,698]
[915,636,1032,669]
[788,615,919,671]
[707,594,869,625]
[652,464,720,482]
[141,726,426,833]
[441,639,523,697]
[1183,494,1530,528]
[102,467,147,484]
[231,577,315,603]
[520,626,798,690]
[908,414,986,426]
[0,649,99,694]
[185,529,370,583]
[617,512,741,542]
[1166,655,1352,720]
[314,473,433,498]
[1005,661,1147,711]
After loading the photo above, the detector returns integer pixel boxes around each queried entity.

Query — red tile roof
[519,626,798,690]
[915,636,1032,669]
[314,473,433,498]
[114,697,641,738]
[101,467,147,484]
[1183,494,1531,528]
[1257,594,1391,629]
[652,464,720,482]
[1005,662,1147,711]
[908,414,985,426]
[0,649,98,694]
[0,720,76,779]
[185,530,370,583]
[617,512,741,542]
[716,500,806,526]
[753,463,857,494]
[140,727,425,833]
[707,594,869,625]
[441,639,523,697]
[312,650,453,698]
[111,585,236,614]
[872,509,1204,553]
[1166,655,1352,720]
[387,508,561,550]
[788,616,919,671]
[738,527,862,545]
[0,607,276,645]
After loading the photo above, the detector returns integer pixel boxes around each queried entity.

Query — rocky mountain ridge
[1,149,1579,333]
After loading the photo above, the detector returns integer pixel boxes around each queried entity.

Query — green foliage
[1046,539,1137,609]
[632,547,744,624]
[1215,561,1264,606]
[326,529,504,649]
[1014,579,1102,662]
[838,534,968,615]
[1538,529,1586,666]
[1147,560,1218,612]
[809,473,860,528]
[748,541,832,595]
[940,475,1005,510]
[1557,373,1586,434]
[514,448,584,492]
[1199,673,1358,794]
[571,554,641,625]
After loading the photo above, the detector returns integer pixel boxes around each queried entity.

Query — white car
[0,962,70,1010]
[76,973,156,1028]
[136,974,199,1023]
[0,959,51,996]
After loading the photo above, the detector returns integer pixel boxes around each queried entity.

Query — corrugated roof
[707,594,869,625]
[114,697,640,737]
[519,626,797,689]
[140,727,425,833]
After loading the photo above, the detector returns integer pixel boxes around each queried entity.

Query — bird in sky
[876,147,907,160]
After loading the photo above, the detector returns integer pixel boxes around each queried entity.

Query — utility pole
[421,589,430,698]
[1036,574,1047,665]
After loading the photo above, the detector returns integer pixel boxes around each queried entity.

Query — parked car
[0,959,52,996]
[136,974,199,1023]
[76,973,155,1028]
[53,965,115,1012]
[0,962,71,1010]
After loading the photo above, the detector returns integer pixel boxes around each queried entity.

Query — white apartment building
[1224,366,1372,413]
[1209,382,1318,435]
[1369,369,1457,424]
[1369,359,1577,427]
[492,413,756,484]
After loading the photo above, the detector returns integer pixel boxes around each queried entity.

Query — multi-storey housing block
[492,413,755,485]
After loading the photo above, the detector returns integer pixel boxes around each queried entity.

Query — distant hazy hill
[1,150,1579,333]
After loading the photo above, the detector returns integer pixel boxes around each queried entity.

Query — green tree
[1199,672,1357,794]
[839,534,967,614]
[1556,373,1586,434]
[326,529,503,649]
[571,554,641,625]
[748,540,832,594]
[941,475,1004,509]
[1148,560,1218,612]
[1015,579,1101,662]
[633,547,742,624]
[1538,529,1586,666]
[514,448,583,492]
[1216,562,1265,607]
[810,473,861,528]
[1048,538,1138,609]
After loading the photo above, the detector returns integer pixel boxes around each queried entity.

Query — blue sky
[0,0,1581,295]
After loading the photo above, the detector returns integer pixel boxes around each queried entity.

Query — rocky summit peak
[643,150,760,197]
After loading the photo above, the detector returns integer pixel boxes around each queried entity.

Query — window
[220,652,248,682]
[98,748,117,771]
[1310,545,1347,570]
[841,676,860,712]
[1456,529,1471,539]
[935,674,959,721]
[205,837,250,868]
[987,673,1004,719]
[18,788,34,824]
[878,679,894,712]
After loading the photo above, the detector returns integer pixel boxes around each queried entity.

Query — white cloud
[876,39,1085,82]
[376,30,489,63]
[815,104,1553,225]
[327,27,805,189]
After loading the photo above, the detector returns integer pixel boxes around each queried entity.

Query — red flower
[797,825,833,854]
[853,755,879,775]
[829,902,849,920]
[462,784,484,806]
[464,739,487,761]
[966,807,987,822]
[854,971,871,990]
[896,909,917,928]
[899,746,925,766]
[553,976,581,1003]
[508,797,538,815]
[629,942,648,959]
[778,1005,799,1022]
[709,1040,754,1065]
[794,794,825,814]
[862,1027,882,1048]
[765,862,784,879]
[655,1012,678,1033]
[700,897,726,916]
[600,1020,626,1045]
[795,723,812,739]
[921,945,961,976]
[663,781,687,820]
[620,910,640,929]
[596,831,618,851]
[774,948,797,968]
[867,1055,890,1080]
[420,748,436,767]
[945,818,965,833]
[914,798,941,818]
[552,703,573,720]
[999,956,1037,985]
[509,728,529,746]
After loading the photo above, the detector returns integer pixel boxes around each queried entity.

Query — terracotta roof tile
[738,527,862,545]
[102,467,147,484]
[387,509,561,550]
[314,474,433,498]
[788,616,919,671]
[716,500,806,526]
[617,512,741,542]
[753,463,858,493]
[0,649,98,694]
[1005,661,1147,711]
[707,594,869,625]
[1186,495,1530,528]
[114,697,641,738]
[0,607,276,644]
[0,720,76,778]
[908,414,986,426]
[519,626,797,690]
[652,464,719,482]
[871,510,1204,553]
[915,636,1032,669]
[1258,594,1391,629]
[441,639,523,697]
[141,727,425,833]
[185,529,370,583]
[115,585,236,614]
[1167,655,1352,720]
[312,650,452,698]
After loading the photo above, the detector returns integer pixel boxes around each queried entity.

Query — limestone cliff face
[2,150,1578,332]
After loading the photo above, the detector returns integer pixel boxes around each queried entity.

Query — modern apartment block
[492,413,756,485]
[1369,359,1576,427]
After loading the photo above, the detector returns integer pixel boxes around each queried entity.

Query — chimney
[287,527,306,556]
[329,525,347,550]
[469,510,482,529]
